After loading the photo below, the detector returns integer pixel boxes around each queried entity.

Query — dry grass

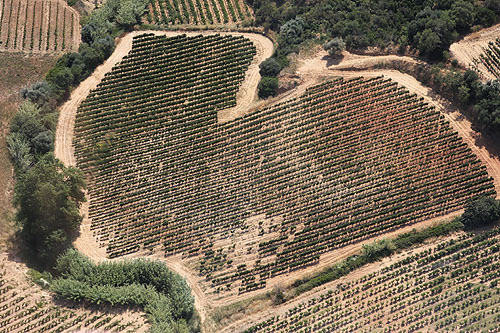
[0,52,56,247]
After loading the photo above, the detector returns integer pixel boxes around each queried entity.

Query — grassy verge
[291,219,464,296]
[209,218,465,329]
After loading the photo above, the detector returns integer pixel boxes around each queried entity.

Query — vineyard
[0,0,79,53]
[145,0,252,26]
[473,38,500,80]
[0,256,147,332]
[73,34,495,298]
[244,229,500,332]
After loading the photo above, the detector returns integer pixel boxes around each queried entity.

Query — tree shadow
[466,219,500,236]
[322,55,344,67]
[474,131,500,160]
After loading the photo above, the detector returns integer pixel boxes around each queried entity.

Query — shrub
[259,58,281,77]
[258,76,278,99]
[462,196,500,229]
[323,37,346,58]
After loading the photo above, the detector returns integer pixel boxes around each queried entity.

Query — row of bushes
[51,249,199,332]
[289,196,500,297]
[8,0,151,270]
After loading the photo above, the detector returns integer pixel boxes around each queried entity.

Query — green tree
[14,154,86,268]
[323,37,346,58]
[116,0,147,30]
[462,196,500,229]
[7,132,33,172]
[258,76,278,99]
[450,1,475,31]
[259,58,281,77]
[45,66,74,101]
[416,28,441,57]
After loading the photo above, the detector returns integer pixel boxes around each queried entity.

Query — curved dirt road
[55,34,500,329]
[450,23,500,80]
[54,29,273,323]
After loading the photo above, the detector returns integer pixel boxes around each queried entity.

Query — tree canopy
[258,76,279,98]
[52,249,198,332]
[14,154,86,268]
[462,196,500,229]
[323,37,346,58]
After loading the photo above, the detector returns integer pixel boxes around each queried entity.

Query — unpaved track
[54,29,273,323]
[56,33,500,329]
[450,23,500,80]
[222,230,462,333]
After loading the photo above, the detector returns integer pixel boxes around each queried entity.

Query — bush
[362,239,396,260]
[259,58,281,77]
[323,37,346,58]
[462,196,500,229]
[14,154,86,269]
[258,76,278,99]
[53,250,197,331]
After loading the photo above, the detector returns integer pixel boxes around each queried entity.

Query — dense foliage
[52,250,199,332]
[462,196,500,229]
[429,69,500,136]
[14,154,85,268]
[323,37,345,58]
[7,101,55,172]
[251,0,500,61]
[257,76,278,98]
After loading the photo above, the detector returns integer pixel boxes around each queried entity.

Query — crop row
[245,229,500,332]
[473,38,500,79]
[146,0,251,26]
[73,34,495,296]
[0,0,77,53]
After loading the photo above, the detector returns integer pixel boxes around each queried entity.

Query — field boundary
[55,30,500,328]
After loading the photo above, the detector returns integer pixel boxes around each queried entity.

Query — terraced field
[244,229,500,332]
[0,0,79,53]
[72,33,495,299]
[473,38,500,79]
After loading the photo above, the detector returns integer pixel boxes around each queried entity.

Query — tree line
[8,0,149,270]
[8,2,199,331]
[253,0,500,98]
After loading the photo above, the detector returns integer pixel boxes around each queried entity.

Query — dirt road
[450,23,500,80]
[54,31,500,330]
